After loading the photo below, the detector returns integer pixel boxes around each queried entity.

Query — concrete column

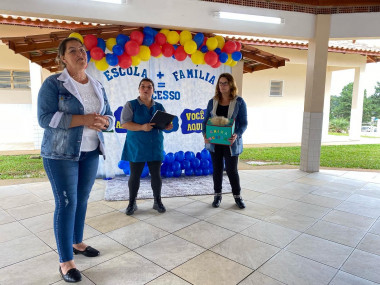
[349,66,366,140]
[29,61,44,150]
[322,68,332,140]
[300,14,331,173]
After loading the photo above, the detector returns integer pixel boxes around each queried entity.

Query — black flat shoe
[234,197,246,209]
[73,246,100,257]
[59,266,82,283]
[153,197,166,213]
[126,201,137,215]
[212,195,222,208]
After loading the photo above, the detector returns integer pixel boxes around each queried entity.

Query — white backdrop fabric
[86,57,231,178]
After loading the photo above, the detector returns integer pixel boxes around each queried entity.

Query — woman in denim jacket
[38,37,114,283]
[202,73,248,209]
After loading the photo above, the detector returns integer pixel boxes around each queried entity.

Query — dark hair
[56,37,84,68]
[138,78,155,91]
[214,73,238,100]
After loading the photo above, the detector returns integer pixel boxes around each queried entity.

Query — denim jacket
[202,96,248,156]
[38,69,115,161]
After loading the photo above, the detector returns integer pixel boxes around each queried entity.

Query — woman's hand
[228,133,237,144]
[165,122,173,131]
[142,123,155,132]
[84,113,109,132]
[204,135,211,144]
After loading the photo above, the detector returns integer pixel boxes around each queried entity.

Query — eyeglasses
[219,81,229,86]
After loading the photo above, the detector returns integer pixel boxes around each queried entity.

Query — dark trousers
[210,145,241,196]
[128,161,162,201]
[43,149,99,263]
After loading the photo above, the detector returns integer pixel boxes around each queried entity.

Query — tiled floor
[1,169,380,285]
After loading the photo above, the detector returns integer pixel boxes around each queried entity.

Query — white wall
[0,104,33,143]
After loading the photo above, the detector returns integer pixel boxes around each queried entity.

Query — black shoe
[73,246,100,257]
[212,195,222,208]
[126,201,137,215]
[59,266,82,283]
[234,197,246,209]
[153,197,166,213]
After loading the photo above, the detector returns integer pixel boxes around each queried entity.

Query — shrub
[329,118,349,133]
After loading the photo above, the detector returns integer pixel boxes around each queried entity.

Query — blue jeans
[43,149,99,263]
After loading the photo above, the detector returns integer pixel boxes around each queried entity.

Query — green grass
[0,155,45,179]
[328,132,348,136]
[241,144,380,169]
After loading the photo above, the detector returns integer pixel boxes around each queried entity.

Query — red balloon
[235,41,242,52]
[155,33,166,46]
[84,34,98,50]
[162,43,174,57]
[174,46,187,61]
[149,43,162,57]
[130,30,144,45]
[202,36,208,46]
[212,61,222,68]
[204,51,218,66]
[124,40,140,56]
[118,53,132,69]
[90,47,104,60]
[223,41,237,54]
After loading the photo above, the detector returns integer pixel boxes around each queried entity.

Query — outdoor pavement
[1,168,380,284]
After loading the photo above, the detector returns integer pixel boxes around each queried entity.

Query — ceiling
[0,25,288,73]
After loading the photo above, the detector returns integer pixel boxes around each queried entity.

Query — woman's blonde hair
[213,73,238,100]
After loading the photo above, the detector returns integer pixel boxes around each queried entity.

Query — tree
[368,81,380,120]
[362,89,372,123]
[329,82,353,121]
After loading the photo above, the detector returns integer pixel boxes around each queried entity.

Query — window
[0,70,30,89]
[270,80,283,97]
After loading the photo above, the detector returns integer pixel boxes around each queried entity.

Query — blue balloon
[143,26,155,36]
[219,52,228,63]
[194,168,202,176]
[185,168,194,176]
[122,168,130,175]
[112,44,124,56]
[181,160,191,170]
[142,35,154,46]
[165,152,175,163]
[105,53,119,66]
[97,38,106,51]
[202,168,210,175]
[200,159,209,169]
[165,170,174,178]
[185,151,195,161]
[209,167,213,174]
[116,34,129,46]
[192,158,200,169]
[175,151,185,162]
[86,50,91,63]
[200,45,208,53]
[193,33,204,47]
[214,48,221,55]
[171,161,181,172]
[141,166,149,178]
[162,150,166,158]
[118,160,129,169]
[232,51,242,61]
[173,169,182,177]
[196,152,202,160]
[201,149,210,160]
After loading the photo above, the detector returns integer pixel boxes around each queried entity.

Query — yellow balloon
[167,31,180,45]
[68,32,84,44]
[215,35,225,49]
[156,53,163,58]
[184,40,197,55]
[225,54,232,65]
[131,55,141,66]
[160,29,170,36]
[191,50,204,65]
[180,30,192,46]
[94,58,108,71]
[139,46,151,61]
[230,60,238,67]
[206,37,218,51]
[106,38,117,52]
